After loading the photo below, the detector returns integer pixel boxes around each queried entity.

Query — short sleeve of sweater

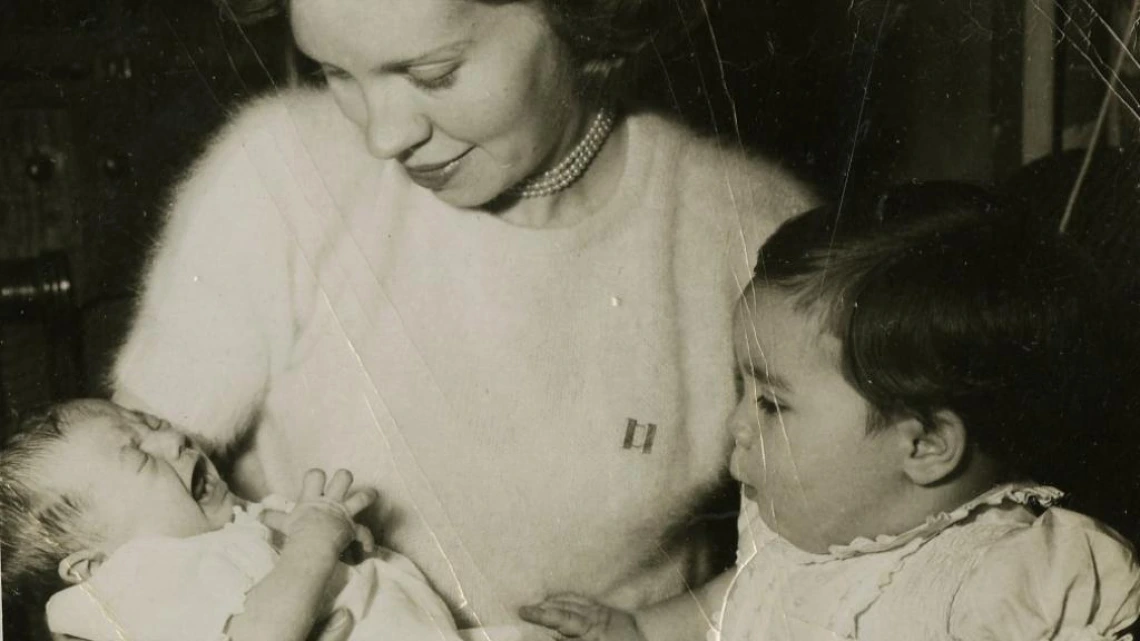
[45,530,278,641]
[112,95,314,449]
[948,508,1140,641]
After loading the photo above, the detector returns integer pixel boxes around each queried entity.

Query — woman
[112,0,814,636]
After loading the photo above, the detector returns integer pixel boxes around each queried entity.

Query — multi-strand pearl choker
[508,107,617,199]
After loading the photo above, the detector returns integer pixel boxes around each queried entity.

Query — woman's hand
[260,469,377,558]
[520,595,647,641]
[306,609,355,641]
[51,611,354,641]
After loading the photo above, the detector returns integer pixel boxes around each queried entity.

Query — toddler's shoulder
[949,508,1140,639]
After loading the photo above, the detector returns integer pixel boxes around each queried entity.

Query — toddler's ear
[58,549,105,584]
[898,410,968,486]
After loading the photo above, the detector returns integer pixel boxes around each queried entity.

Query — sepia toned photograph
[2,1,1139,639]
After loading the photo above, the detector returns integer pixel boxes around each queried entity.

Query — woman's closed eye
[319,64,352,82]
[408,63,460,91]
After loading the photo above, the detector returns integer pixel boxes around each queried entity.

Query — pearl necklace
[508,107,617,199]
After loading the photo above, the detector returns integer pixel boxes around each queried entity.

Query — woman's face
[291,0,584,208]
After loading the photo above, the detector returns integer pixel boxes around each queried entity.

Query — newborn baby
[0,399,461,641]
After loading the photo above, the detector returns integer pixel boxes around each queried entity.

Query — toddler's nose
[728,411,755,448]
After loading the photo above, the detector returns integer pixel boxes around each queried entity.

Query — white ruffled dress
[713,484,1140,641]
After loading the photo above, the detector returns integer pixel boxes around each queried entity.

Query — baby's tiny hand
[281,469,376,558]
[519,595,646,641]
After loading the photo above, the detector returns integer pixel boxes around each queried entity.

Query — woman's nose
[363,88,430,160]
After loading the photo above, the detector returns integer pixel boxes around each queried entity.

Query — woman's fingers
[324,469,354,500]
[301,469,327,499]
[519,605,591,637]
[544,593,599,610]
[309,609,354,641]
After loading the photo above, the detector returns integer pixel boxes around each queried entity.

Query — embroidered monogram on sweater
[623,418,657,453]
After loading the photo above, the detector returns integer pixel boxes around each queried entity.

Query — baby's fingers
[323,469,354,500]
[301,469,327,500]
[519,605,592,637]
[354,523,375,554]
[341,488,377,516]
[259,508,288,533]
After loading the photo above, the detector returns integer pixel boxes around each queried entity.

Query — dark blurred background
[1,0,1138,532]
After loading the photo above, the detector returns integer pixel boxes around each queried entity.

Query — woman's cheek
[328,81,368,129]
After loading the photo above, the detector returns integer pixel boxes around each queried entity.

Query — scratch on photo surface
[79,581,131,641]
[157,9,226,114]
[1032,0,1140,124]
[828,0,891,275]
[227,8,281,93]
[1058,0,1140,231]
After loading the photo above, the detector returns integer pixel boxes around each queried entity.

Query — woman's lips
[403,150,470,190]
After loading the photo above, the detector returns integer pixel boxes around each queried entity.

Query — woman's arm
[112,97,310,452]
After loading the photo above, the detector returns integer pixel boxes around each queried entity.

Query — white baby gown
[713,484,1140,641]
[46,498,462,641]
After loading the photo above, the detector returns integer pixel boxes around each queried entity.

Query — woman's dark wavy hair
[216,0,703,100]
[753,182,1116,487]
[523,0,704,99]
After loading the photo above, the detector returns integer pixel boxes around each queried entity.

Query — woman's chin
[430,177,509,211]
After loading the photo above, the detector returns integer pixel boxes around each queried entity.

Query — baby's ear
[58,549,105,584]
[898,410,968,486]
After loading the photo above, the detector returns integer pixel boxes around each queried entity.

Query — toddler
[0,399,462,641]
[520,183,1140,640]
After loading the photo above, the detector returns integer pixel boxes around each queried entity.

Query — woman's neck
[493,113,629,229]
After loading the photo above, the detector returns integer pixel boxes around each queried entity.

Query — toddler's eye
[757,395,784,415]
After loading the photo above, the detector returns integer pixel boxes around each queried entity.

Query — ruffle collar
[774,483,1064,564]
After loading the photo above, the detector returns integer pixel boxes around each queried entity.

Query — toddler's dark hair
[1,402,99,637]
[753,182,1114,486]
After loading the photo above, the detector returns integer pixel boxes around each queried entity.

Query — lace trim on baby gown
[801,483,1063,638]
[821,482,1064,561]
[717,483,1067,640]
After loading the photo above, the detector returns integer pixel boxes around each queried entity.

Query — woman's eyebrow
[372,40,471,73]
